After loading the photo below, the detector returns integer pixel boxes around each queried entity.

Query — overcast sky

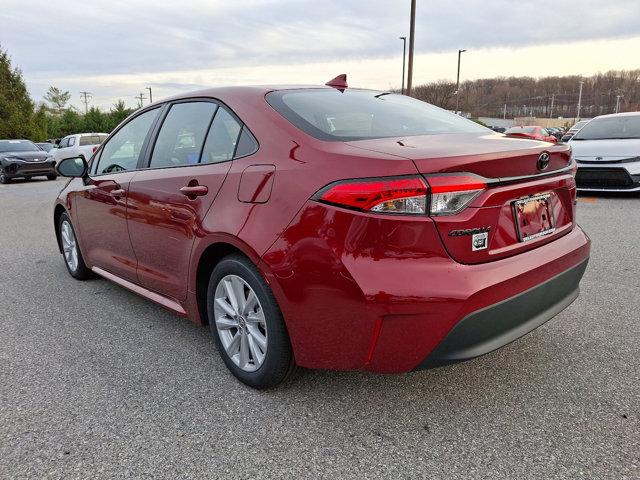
[2,0,639,110]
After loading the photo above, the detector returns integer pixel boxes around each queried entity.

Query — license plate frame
[512,193,555,242]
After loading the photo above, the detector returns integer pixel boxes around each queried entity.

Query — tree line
[410,70,640,119]
[1,45,135,141]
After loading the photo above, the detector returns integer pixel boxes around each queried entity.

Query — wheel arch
[53,204,67,254]
[192,237,266,327]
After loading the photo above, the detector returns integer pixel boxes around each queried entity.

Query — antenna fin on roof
[325,74,348,89]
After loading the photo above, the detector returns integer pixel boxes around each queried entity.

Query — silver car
[569,112,640,192]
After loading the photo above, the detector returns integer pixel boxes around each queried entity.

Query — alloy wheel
[60,220,79,272]
[213,274,268,372]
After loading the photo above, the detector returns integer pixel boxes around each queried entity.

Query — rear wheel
[47,174,57,181]
[58,212,92,280]
[0,171,10,184]
[207,254,295,389]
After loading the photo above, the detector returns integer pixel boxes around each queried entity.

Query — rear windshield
[572,115,640,140]
[266,89,487,141]
[505,126,536,134]
[0,140,39,153]
[79,135,108,146]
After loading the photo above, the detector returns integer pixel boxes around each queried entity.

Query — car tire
[207,254,295,389]
[47,174,57,181]
[0,171,10,184]
[58,212,92,280]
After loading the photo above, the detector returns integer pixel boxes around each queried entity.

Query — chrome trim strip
[488,161,576,186]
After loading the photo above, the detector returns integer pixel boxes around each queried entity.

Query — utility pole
[79,91,92,114]
[135,93,147,108]
[615,94,623,113]
[576,80,584,121]
[503,103,507,120]
[399,37,407,95]
[455,49,467,114]
[146,87,153,104]
[549,93,555,118]
[406,0,416,96]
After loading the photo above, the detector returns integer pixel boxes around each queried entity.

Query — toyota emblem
[537,152,550,170]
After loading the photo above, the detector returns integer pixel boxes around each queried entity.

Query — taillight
[314,176,428,214]
[92,146,99,153]
[313,174,486,216]
[425,174,486,216]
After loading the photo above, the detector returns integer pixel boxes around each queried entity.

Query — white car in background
[570,112,640,192]
[50,133,108,164]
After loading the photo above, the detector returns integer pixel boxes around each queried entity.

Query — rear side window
[149,102,217,168]
[234,127,259,158]
[68,136,76,147]
[266,89,487,141]
[94,108,160,174]
[201,107,242,164]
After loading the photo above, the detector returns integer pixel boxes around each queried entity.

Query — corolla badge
[537,152,550,170]
[596,156,603,161]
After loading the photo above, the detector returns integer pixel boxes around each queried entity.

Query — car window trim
[139,97,257,172]
[90,105,165,177]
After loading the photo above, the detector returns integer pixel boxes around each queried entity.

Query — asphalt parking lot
[0,178,638,479]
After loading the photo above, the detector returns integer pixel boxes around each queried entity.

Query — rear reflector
[314,176,428,214]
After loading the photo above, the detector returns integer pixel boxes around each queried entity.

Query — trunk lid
[347,133,576,264]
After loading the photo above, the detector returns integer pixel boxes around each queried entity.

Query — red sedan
[54,78,590,388]
[505,125,558,143]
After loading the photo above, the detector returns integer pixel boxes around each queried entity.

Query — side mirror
[56,156,88,178]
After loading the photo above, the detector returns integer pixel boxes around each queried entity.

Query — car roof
[591,112,640,120]
[158,84,377,104]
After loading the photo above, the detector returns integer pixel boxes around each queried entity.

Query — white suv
[51,133,108,164]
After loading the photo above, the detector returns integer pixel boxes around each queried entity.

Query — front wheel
[58,212,92,280]
[0,171,10,184]
[207,254,295,389]
[47,174,57,181]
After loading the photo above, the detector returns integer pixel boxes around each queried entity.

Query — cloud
[1,0,638,108]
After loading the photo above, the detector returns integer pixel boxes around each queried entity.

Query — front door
[74,107,161,282]
[127,101,242,301]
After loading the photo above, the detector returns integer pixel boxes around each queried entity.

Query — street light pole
[399,37,407,95]
[615,94,623,113]
[549,93,555,119]
[146,87,153,104]
[576,80,584,121]
[406,0,416,96]
[455,49,467,114]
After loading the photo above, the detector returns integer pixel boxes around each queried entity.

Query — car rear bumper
[264,202,591,373]
[416,258,588,369]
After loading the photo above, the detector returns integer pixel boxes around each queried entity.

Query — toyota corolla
[53,77,591,388]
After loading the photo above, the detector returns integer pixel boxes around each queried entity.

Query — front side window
[149,102,217,169]
[572,115,640,140]
[58,138,70,148]
[201,107,242,164]
[94,108,160,174]
[266,89,487,141]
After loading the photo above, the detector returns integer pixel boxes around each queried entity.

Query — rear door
[74,107,161,281]
[126,100,244,301]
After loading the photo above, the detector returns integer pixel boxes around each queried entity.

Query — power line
[79,91,92,114]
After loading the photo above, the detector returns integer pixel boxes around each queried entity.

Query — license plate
[512,193,555,242]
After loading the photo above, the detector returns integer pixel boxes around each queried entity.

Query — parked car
[504,126,557,142]
[569,112,640,192]
[36,142,55,152]
[489,126,506,133]
[50,133,108,164]
[546,127,563,141]
[561,120,589,142]
[53,81,590,388]
[0,139,57,184]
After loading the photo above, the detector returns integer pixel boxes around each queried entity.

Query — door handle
[110,188,125,198]
[180,185,208,197]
